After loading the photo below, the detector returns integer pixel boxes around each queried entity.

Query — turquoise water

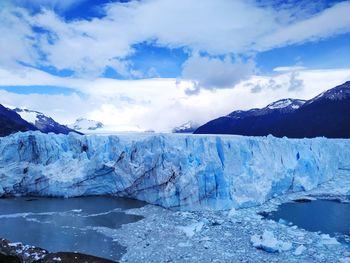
[0,197,145,260]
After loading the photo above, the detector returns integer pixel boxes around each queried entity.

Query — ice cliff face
[0,132,349,210]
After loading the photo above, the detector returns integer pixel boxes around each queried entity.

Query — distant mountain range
[14,108,80,135]
[194,81,350,138]
[172,121,200,133]
[69,118,104,132]
[0,106,81,136]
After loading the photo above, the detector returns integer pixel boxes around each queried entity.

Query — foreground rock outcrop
[0,239,117,263]
[0,132,349,210]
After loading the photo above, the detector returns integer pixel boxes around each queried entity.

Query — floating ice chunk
[177,242,192,247]
[278,218,289,225]
[251,230,292,253]
[319,234,340,245]
[70,209,82,213]
[293,245,306,256]
[178,222,204,238]
[227,208,236,217]
[52,257,62,262]
[340,257,350,263]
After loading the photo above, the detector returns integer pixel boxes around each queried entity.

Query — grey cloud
[250,84,262,93]
[288,72,304,91]
[181,54,255,92]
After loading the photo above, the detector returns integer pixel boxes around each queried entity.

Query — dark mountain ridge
[194,81,350,138]
[0,105,81,137]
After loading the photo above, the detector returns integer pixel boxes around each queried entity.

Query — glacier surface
[0,131,349,210]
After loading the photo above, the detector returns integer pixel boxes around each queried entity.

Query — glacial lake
[0,196,146,261]
[265,197,350,243]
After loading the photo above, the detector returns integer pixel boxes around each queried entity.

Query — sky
[0,0,350,131]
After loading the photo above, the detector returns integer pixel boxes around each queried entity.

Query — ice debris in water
[319,234,340,245]
[293,245,306,256]
[177,222,204,238]
[340,257,350,263]
[278,218,289,225]
[227,208,237,217]
[250,230,292,253]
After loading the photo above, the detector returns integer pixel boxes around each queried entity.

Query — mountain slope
[14,108,81,135]
[194,81,350,138]
[0,105,37,136]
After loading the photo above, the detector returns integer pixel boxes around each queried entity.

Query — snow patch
[16,110,38,124]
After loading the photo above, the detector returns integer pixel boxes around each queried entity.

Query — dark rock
[0,253,21,263]
[293,198,312,203]
[35,252,118,263]
[0,238,119,263]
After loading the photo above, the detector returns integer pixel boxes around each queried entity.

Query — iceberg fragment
[250,230,292,253]
[293,245,306,256]
[177,222,204,238]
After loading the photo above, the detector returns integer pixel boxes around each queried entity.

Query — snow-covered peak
[14,108,79,135]
[70,118,104,131]
[172,121,199,133]
[179,121,194,130]
[227,99,305,119]
[266,99,306,110]
[309,81,350,103]
[14,108,40,124]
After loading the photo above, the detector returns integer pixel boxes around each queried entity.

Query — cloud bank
[1,67,350,131]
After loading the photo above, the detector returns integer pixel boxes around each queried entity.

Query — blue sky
[4,0,349,79]
[0,0,350,130]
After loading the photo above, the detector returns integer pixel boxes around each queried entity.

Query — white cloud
[273,66,307,72]
[0,7,37,69]
[1,0,350,85]
[257,1,350,50]
[12,0,87,12]
[1,67,350,132]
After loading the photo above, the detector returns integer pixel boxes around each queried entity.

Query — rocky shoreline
[0,239,118,263]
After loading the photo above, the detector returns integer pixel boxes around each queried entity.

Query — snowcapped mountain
[0,104,37,136]
[195,81,350,138]
[306,80,350,104]
[172,121,200,133]
[227,99,306,119]
[265,98,306,111]
[14,108,81,135]
[70,118,104,131]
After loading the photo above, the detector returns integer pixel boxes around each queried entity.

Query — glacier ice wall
[0,132,349,210]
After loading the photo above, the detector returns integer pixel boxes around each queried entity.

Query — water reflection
[0,196,145,260]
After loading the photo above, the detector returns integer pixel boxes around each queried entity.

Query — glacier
[0,131,349,210]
